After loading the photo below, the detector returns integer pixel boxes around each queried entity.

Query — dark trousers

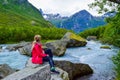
[43,49,54,68]
[43,56,54,68]
[44,49,53,58]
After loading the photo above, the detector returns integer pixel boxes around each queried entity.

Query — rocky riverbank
[0,32,93,80]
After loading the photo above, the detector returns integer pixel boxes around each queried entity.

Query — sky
[28,0,103,17]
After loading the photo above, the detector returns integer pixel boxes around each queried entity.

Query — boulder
[3,58,69,80]
[18,40,67,57]
[26,58,69,80]
[87,36,97,41]
[18,43,32,56]
[6,42,31,51]
[54,60,93,80]
[61,32,87,47]
[45,40,67,56]
[3,64,51,80]
[0,64,15,79]
[50,67,69,80]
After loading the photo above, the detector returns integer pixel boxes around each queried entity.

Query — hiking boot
[50,67,60,74]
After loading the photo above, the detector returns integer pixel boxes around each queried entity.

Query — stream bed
[0,41,119,80]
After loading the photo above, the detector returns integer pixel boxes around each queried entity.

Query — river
[0,41,119,80]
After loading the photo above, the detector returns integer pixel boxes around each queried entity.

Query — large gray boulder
[25,58,69,80]
[18,40,67,57]
[3,65,51,80]
[18,43,32,56]
[0,64,15,79]
[54,60,93,80]
[45,40,67,56]
[3,58,69,80]
[61,32,87,47]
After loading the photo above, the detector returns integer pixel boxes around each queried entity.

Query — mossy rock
[69,32,86,41]
[61,32,87,47]
[100,45,111,49]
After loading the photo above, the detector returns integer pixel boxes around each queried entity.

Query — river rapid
[0,41,119,80]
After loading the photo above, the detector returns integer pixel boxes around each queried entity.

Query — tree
[88,0,120,14]
[108,0,120,4]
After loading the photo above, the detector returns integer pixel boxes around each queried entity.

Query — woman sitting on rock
[31,35,59,74]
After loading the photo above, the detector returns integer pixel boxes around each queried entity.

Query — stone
[45,40,67,56]
[18,43,32,56]
[3,58,69,80]
[3,65,51,80]
[100,45,111,49]
[87,36,97,41]
[0,64,15,79]
[54,60,93,80]
[0,46,2,52]
[6,42,30,51]
[61,32,87,47]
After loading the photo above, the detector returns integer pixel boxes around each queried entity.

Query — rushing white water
[0,41,119,79]
[54,41,119,80]
[0,44,29,69]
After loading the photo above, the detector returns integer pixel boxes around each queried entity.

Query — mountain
[0,0,53,27]
[43,13,68,28]
[43,10,107,33]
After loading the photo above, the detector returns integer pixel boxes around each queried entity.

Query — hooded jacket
[31,43,47,64]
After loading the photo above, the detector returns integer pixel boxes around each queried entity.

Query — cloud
[28,0,103,16]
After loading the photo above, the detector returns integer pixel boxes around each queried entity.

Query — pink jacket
[31,43,47,64]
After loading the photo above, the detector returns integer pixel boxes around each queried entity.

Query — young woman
[31,35,59,74]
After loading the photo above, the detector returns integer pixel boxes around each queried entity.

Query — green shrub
[112,50,120,80]
[0,26,69,43]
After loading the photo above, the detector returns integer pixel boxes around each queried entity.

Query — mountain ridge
[42,9,116,33]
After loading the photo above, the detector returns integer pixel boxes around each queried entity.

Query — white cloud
[28,0,103,16]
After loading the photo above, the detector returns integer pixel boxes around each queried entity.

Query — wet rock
[6,42,31,51]
[0,64,15,79]
[61,32,87,47]
[87,48,92,50]
[0,46,2,52]
[100,45,111,49]
[45,40,67,56]
[87,36,97,41]
[54,60,93,80]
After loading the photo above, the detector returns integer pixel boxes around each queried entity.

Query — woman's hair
[34,35,41,42]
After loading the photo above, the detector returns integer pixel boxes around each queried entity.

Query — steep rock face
[61,10,105,33]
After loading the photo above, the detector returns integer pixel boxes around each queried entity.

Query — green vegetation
[0,26,68,43]
[112,51,120,80]
[0,0,53,28]
[0,0,69,43]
